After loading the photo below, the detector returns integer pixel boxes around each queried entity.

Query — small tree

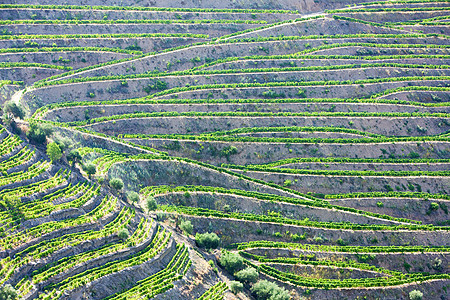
[251,280,290,300]
[235,267,259,283]
[27,122,53,144]
[118,228,129,241]
[229,281,243,294]
[147,196,157,211]
[82,163,96,178]
[109,178,124,191]
[67,149,82,167]
[46,142,62,163]
[0,284,18,300]
[127,191,139,203]
[3,101,25,119]
[219,251,243,274]
[195,232,220,249]
[179,220,193,235]
[409,290,423,300]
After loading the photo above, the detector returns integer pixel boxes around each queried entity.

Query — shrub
[291,233,302,241]
[195,232,220,249]
[229,281,244,294]
[82,163,96,177]
[147,196,157,211]
[430,202,439,210]
[251,280,290,300]
[46,142,62,163]
[3,101,25,119]
[208,260,218,272]
[27,122,53,144]
[0,284,17,300]
[297,88,307,98]
[409,290,423,300]
[109,178,124,190]
[54,136,72,151]
[235,267,259,283]
[432,258,442,270]
[179,220,193,235]
[67,149,82,166]
[377,201,384,207]
[336,238,347,246]
[220,145,238,158]
[283,179,292,187]
[118,228,129,240]
[219,251,243,274]
[127,191,140,203]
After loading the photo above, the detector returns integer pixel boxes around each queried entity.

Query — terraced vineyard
[0,0,449,299]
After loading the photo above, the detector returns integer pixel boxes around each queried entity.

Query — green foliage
[409,290,423,300]
[146,196,157,211]
[195,232,220,249]
[179,220,193,235]
[109,178,124,190]
[234,240,450,253]
[142,184,426,228]
[0,4,298,14]
[82,163,96,177]
[46,142,62,163]
[0,284,18,300]
[118,228,130,240]
[1,32,207,41]
[219,251,243,273]
[35,63,450,88]
[430,202,439,210]
[67,149,82,165]
[283,180,292,187]
[158,203,440,232]
[27,122,53,144]
[0,46,142,55]
[0,18,266,26]
[127,191,140,203]
[220,146,238,158]
[198,282,227,299]
[251,280,290,300]
[262,90,285,98]
[143,80,168,93]
[3,101,25,119]
[235,267,259,283]
[229,281,243,294]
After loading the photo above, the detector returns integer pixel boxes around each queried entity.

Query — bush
[220,145,238,158]
[67,149,82,165]
[147,196,157,211]
[82,163,96,177]
[430,202,439,210]
[179,220,193,235]
[54,136,72,151]
[251,280,290,300]
[118,228,129,240]
[0,284,18,300]
[46,142,62,163]
[283,179,292,187]
[109,178,124,190]
[127,191,140,203]
[229,281,244,294]
[409,290,423,300]
[27,122,53,144]
[219,251,243,274]
[195,232,220,249]
[235,267,259,283]
[3,101,25,119]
